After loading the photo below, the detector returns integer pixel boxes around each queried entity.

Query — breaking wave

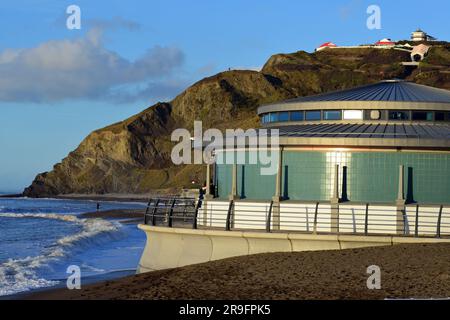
[0,213,120,296]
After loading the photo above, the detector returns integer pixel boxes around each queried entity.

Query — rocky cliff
[24,46,450,197]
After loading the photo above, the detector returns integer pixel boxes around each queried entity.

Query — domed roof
[258,80,450,115]
[281,80,450,103]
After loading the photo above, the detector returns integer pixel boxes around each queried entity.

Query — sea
[0,196,148,297]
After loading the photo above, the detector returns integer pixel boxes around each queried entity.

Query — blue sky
[0,0,449,193]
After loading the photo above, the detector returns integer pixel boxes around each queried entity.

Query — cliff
[23,46,450,197]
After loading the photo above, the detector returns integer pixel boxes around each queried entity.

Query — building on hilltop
[411,44,430,62]
[411,29,437,42]
[375,38,396,46]
[315,42,337,52]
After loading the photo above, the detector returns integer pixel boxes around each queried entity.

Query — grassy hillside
[24,46,450,197]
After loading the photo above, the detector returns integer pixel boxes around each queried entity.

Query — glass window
[412,111,433,121]
[323,110,342,120]
[435,112,445,121]
[389,111,409,120]
[278,112,289,122]
[290,111,304,121]
[305,110,321,121]
[269,113,279,122]
[435,112,450,121]
[343,110,363,120]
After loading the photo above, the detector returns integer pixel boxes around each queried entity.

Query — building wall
[216,163,276,200]
[216,150,450,204]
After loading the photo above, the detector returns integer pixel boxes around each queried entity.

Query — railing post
[192,198,202,230]
[266,201,274,233]
[436,205,443,238]
[151,199,160,226]
[402,208,407,236]
[144,198,152,225]
[364,203,369,236]
[167,198,176,228]
[415,204,419,237]
[226,200,234,231]
[313,202,319,234]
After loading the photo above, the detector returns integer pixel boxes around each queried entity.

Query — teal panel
[282,152,331,201]
[282,151,450,204]
[216,164,232,199]
[237,164,276,200]
[216,150,450,204]
[215,150,277,200]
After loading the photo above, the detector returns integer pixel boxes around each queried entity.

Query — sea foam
[0,213,119,296]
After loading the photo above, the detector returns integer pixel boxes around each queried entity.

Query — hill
[23,46,450,197]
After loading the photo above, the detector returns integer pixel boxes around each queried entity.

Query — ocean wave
[0,213,119,296]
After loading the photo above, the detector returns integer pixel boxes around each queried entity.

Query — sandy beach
[20,243,450,300]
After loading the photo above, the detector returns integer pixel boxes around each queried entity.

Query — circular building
[213,80,450,205]
[137,80,450,274]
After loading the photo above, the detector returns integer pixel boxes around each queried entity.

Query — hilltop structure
[411,28,437,42]
[315,29,438,59]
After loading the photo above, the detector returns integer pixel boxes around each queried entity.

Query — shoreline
[0,194,151,203]
[55,194,151,203]
[80,209,145,219]
[15,243,450,300]
[2,269,137,301]
[0,201,148,299]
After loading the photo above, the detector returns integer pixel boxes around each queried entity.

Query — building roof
[375,38,395,45]
[275,123,450,140]
[319,42,337,47]
[412,44,430,55]
[254,123,450,148]
[278,80,450,104]
[257,81,450,115]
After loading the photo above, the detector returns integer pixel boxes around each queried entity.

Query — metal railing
[143,197,202,229]
[143,198,449,239]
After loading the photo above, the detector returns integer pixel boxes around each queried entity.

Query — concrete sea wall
[137,225,450,273]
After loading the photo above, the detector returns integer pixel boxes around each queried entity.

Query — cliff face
[23,46,450,197]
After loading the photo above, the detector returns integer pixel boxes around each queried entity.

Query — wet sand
[22,243,450,300]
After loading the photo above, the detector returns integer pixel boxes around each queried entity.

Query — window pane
[412,111,433,121]
[305,111,321,121]
[435,112,445,121]
[290,111,304,121]
[324,110,342,120]
[269,113,279,122]
[343,110,363,120]
[278,112,289,122]
[389,111,409,120]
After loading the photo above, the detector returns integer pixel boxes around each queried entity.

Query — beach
[21,243,450,300]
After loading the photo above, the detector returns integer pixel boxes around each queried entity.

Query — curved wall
[137,225,450,273]
[215,150,450,204]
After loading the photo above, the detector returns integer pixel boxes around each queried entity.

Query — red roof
[319,42,337,48]
[375,38,395,46]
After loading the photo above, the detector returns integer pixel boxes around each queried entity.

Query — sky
[0,0,449,193]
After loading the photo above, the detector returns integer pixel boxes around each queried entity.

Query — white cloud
[0,28,185,103]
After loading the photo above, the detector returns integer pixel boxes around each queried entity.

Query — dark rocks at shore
[22,243,450,300]
[0,194,23,198]
[80,209,146,220]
